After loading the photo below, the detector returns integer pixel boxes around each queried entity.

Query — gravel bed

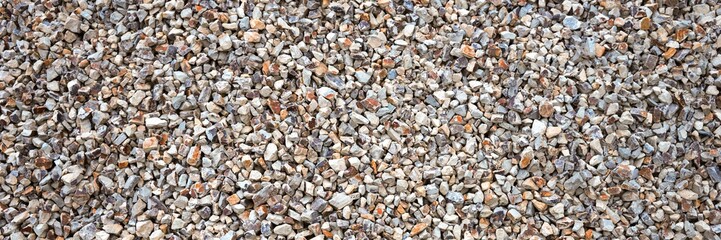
[1,0,721,239]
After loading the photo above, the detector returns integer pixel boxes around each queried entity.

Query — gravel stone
[264,143,278,161]
[329,193,353,209]
[145,117,167,128]
[563,16,581,30]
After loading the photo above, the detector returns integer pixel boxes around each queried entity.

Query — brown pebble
[539,102,554,118]
[640,17,651,30]
[410,222,428,236]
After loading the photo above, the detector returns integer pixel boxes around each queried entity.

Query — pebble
[250,19,266,30]
[549,203,565,219]
[149,231,164,240]
[411,222,429,236]
[329,193,353,209]
[368,34,387,48]
[136,221,153,237]
[539,102,554,118]
[658,91,673,104]
[264,143,278,161]
[708,166,721,182]
[446,191,464,203]
[600,219,615,232]
[563,16,581,30]
[500,31,517,40]
[546,126,562,138]
[218,34,233,51]
[355,71,372,83]
[531,120,546,136]
[145,117,167,128]
[678,190,699,200]
[273,224,294,236]
[415,112,430,126]
[244,32,261,43]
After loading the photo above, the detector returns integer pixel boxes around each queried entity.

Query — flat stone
[142,137,159,152]
[149,231,165,240]
[355,71,371,83]
[500,31,517,39]
[218,34,232,51]
[61,171,82,185]
[549,203,564,219]
[350,112,369,125]
[415,112,430,126]
[250,19,266,30]
[136,221,153,237]
[410,222,429,236]
[446,191,463,203]
[546,126,562,138]
[244,32,261,42]
[328,159,347,172]
[563,16,581,30]
[368,34,387,48]
[103,224,122,235]
[708,166,721,182]
[539,102,554,118]
[678,190,699,200]
[600,219,615,231]
[129,90,146,106]
[173,71,190,81]
[273,224,294,235]
[171,219,185,230]
[145,118,168,128]
[531,120,546,136]
[329,193,353,209]
[65,15,81,33]
[658,91,673,104]
[264,143,278,161]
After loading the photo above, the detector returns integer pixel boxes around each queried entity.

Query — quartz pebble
[329,193,353,209]
[546,127,562,138]
[145,118,167,128]
[2,0,719,239]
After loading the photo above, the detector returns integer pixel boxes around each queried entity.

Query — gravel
[1,0,721,239]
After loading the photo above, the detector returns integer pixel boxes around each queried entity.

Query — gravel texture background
[2,0,721,239]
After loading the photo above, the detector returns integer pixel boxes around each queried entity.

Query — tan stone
[227,194,241,205]
[640,17,651,30]
[410,222,428,236]
[143,137,158,152]
[244,31,261,43]
[461,45,475,58]
[250,19,265,30]
[539,102,554,118]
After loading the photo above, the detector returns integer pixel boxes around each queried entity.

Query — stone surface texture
[1,0,721,239]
